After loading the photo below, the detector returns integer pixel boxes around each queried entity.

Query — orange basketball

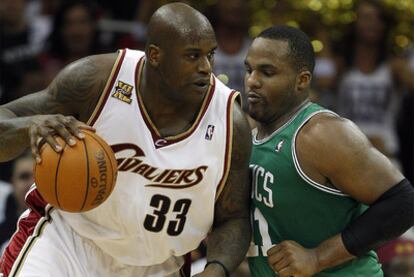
[35,130,118,212]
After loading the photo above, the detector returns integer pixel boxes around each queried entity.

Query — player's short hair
[257,25,315,73]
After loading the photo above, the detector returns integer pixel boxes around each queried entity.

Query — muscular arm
[0,53,117,162]
[204,102,252,275]
[296,113,409,272]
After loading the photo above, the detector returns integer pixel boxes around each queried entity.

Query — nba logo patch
[205,125,215,140]
[275,139,284,152]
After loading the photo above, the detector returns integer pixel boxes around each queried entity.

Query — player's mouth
[192,79,210,91]
[247,91,262,104]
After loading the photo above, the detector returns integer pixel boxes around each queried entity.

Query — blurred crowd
[0,0,413,275]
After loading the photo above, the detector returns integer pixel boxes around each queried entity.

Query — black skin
[0,3,251,276]
[245,37,404,277]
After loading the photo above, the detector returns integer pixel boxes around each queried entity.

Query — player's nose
[197,56,212,75]
[245,71,261,89]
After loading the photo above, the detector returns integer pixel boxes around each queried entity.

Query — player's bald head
[146,3,215,50]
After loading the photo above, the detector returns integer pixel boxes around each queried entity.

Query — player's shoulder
[62,52,119,79]
[231,100,251,155]
[298,112,370,152]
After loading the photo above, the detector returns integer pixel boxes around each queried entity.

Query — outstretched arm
[199,101,252,276]
[0,53,117,162]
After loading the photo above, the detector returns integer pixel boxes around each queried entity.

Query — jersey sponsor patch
[112,80,133,104]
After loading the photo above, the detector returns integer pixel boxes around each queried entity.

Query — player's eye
[207,51,215,60]
[188,53,200,60]
[263,70,275,77]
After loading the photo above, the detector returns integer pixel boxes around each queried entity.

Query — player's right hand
[267,241,319,277]
[28,114,95,163]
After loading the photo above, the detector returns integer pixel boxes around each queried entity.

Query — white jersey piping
[292,110,349,197]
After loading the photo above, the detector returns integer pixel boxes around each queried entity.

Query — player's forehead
[181,24,215,42]
[245,38,290,66]
[176,28,217,52]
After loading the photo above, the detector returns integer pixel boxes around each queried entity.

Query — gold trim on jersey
[87,49,126,126]
[9,205,54,277]
[215,91,240,200]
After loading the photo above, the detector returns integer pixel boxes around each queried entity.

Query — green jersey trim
[253,101,312,145]
[292,110,349,197]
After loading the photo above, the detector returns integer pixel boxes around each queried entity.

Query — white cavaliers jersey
[58,49,239,266]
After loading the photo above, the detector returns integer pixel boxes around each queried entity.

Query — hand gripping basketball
[34,130,118,212]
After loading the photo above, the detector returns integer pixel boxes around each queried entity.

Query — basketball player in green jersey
[244,25,414,277]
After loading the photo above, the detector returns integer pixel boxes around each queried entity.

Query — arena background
[1,0,413,276]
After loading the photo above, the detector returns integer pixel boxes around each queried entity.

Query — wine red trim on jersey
[88,49,127,126]
[1,189,52,277]
[215,91,240,200]
[134,58,216,149]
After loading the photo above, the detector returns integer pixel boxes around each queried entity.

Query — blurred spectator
[377,238,414,277]
[208,0,251,110]
[0,181,12,226]
[97,0,156,51]
[0,0,47,104]
[26,0,61,21]
[101,0,137,20]
[270,0,296,26]
[0,151,34,248]
[24,0,57,41]
[38,0,107,83]
[310,24,340,110]
[336,0,403,159]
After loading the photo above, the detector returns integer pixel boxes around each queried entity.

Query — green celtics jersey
[247,102,383,277]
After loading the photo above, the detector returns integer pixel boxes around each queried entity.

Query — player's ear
[147,44,162,67]
[296,70,312,92]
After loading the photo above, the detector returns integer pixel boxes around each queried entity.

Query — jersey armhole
[87,49,127,126]
[291,110,349,197]
[215,91,240,200]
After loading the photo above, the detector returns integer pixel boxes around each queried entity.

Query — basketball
[35,131,118,212]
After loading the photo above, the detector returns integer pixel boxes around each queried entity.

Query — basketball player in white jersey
[0,3,252,277]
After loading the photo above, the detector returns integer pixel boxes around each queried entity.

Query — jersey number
[252,207,273,256]
[143,194,192,236]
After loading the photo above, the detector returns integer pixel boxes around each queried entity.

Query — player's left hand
[267,240,319,277]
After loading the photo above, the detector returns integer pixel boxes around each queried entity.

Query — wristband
[205,260,230,277]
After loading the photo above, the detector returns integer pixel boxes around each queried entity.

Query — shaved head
[146,3,215,50]
[143,3,217,105]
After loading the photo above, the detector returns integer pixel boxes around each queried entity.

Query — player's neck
[257,99,310,140]
[139,67,204,137]
[141,69,200,114]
